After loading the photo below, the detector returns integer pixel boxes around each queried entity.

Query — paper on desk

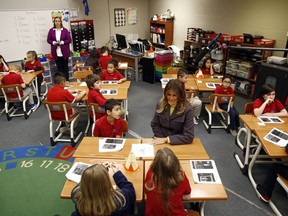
[99,138,125,152]
[65,162,92,183]
[80,82,87,87]
[264,127,288,147]
[190,160,222,184]
[258,116,284,124]
[100,89,118,95]
[131,144,154,157]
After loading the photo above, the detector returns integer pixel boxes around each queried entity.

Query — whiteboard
[0,10,71,62]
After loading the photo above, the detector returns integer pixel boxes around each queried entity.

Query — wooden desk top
[160,75,198,91]
[145,160,227,201]
[112,50,144,58]
[73,137,209,160]
[240,114,288,131]
[60,158,144,202]
[195,79,222,92]
[66,82,128,101]
[254,129,288,158]
[0,72,39,85]
[101,80,131,89]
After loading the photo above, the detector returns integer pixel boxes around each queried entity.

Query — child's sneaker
[193,117,199,125]
[30,103,36,111]
[230,129,238,137]
[256,184,270,203]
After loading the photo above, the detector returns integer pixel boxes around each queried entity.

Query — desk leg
[31,78,40,111]
[84,102,90,135]
[200,201,205,216]
[248,139,262,189]
[135,58,138,83]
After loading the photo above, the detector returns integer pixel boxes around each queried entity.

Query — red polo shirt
[253,98,285,114]
[93,115,125,137]
[87,89,107,119]
[1,72,24,98]
[100,70,124,81]
[46,85,75,120]
[215,85,234,95]
[25,60,43,76]
[99,55,112,70]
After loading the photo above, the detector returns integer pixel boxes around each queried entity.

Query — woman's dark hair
[85,49,100,73]
[258,84,275,100]
[53,16,63,28]
[0,55,9,67]
[201,57,213,69]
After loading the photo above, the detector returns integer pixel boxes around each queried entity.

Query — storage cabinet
[150,20,173,49]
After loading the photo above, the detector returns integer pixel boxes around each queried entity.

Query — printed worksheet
[190,160,222,184]
[65,162,92,183]
[205,83,221,88]
[102,80,119,84]
[131,144,154,157]
[80,82,87,86]
[258,116,284,124]
[99,138,126,152]
[264,127,288,147]
[100,89,118,95]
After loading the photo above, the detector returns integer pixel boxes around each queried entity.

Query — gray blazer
[151,103,194,144]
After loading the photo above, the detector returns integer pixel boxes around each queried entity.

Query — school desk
[235,114,288,174]
[73,137,209,160]
[60,158,144,202]
[194,78,222,92]
[112,50,143,83]
[145,160,228,216]
[101,80,131,89]
[248,128,288,216]
[160,75,198,91]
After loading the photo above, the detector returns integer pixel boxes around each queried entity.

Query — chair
[39,65,48,101]
[167,66,181,74]
[185,88,197,99]
[73,69,93,82]
[202,93,235,133]
[0,84,33,121]
[43,101,83,147]
[88,103,105,136]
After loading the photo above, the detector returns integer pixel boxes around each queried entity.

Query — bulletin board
[0,10,71,62]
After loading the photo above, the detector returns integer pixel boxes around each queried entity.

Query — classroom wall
[1,0,149,56]
[148,0,288,56]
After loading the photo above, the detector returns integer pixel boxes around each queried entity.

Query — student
[195,57,215,76]
[100,59,126,83]
[177,69,202,124]
[0,55,9,72]
[46,72,86,121]
[151,79,194,145]
[86,74,106,119]
[93,99,126,137]
[24,50,43,97]
[99,46,112,70]
[253,84,287,117]
[0,65,36,110]
[257,163,288,203]
[84,48,100,74]
[71,162,136,216]
[144,147,191,215]
[214,75,239,136]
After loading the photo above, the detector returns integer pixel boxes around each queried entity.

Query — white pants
[189,96,202,117]
[23,87,34,104]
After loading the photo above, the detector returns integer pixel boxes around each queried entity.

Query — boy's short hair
[86,74,100,90]
[53,72,66,84]
[221,74,232,82]
[100,46,109,54]
[177,68,189,78]
[105,99,121,113]
[107,59,118,68]
[10,65,21,72]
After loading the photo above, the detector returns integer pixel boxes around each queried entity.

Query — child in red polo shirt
[253,84,287,117]
[24,50,43,97]
[93,99,126,137]
[100,59,126,84]
[195,57,215,77]
[99,46,112,70]
[0,55,9,72]
[0,65,36,110]
[214,75,239,136]
[86,74,106,119]
[46,72,86,121]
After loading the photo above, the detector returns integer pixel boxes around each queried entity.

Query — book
[65,162,92,183]
[99,138,126,152]
[264,127,288,147]
[258,116,284,124]
[190,160,222,184]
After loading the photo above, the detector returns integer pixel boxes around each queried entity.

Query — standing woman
[47,16,72,81]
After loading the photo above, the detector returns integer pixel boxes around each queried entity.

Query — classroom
[0,0,288,216]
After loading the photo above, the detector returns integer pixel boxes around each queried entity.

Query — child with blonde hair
[71,162,136,216]
[144,147,191,215]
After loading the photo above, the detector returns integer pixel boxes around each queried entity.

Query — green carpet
[0,145,75,216]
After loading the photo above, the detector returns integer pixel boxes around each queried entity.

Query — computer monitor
[115,34,127,50]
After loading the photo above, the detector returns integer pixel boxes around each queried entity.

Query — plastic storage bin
[225,67,237,76]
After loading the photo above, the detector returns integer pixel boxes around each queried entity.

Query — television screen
[115,34,127,50]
